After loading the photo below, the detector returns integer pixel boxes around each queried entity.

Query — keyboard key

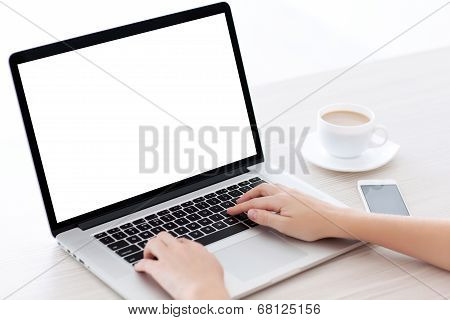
[150,226,165,235]
[227,185,239,190]
[94,232,107,239]
[181,201,194,207]
[210,205,223,213]
[100,236,118,250]
[132,218,146,225]
[99,236,114,245]
[183,206,198,214]
[236,213,248,221]
[136,223,152,231]
[230,197,239,204]
[139,230,153,239]
[137,240,147,249]
[107,228,120,234]
[186,213,201,221]
[196,224,249,246]
[111,231,127,240]
[172,210,186,218]
[108,240,129,251]
[239,186,251,193]
[144,213,157,221]
[169,230,178,237]
[124,251,143,264]
[174,226,189,235]
[216,189,227,194]
[160,214,175,223]
[193,197,205,203]
[162,222,178,230]
[221,201,234,209]
[250,180,265,188]
[119,223,132,230]
[218,210,229,217]
[205,193,216,199]
[243,220,258,228]
[212,221,227,230]
[157,210,170,216]
[186,222,201,231]
[210,213,223,222]
[169,205,182,212]
[238,181,250,186]
[126,235,141,244]
[188,230,204,239]
[198,217,212,226]
[148,219,163,227]
[249,177,261,182]
[117,245,140,257]
[228,190,243,197]
[217,194,232,201]
[200,225,216,234]
[195,202,209,210]
[224,217,239,226]
[207,198,220,205]
[174,217,189,225]
[182,235,192,240]
[124,227,140,235]
[198,209,212,217]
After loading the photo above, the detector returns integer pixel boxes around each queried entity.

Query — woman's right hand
[227,183,354,241]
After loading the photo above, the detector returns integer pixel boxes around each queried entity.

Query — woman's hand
[227,183,354,241]
[135,232,229,300]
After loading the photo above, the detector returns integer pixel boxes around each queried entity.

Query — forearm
[330,209,450,271]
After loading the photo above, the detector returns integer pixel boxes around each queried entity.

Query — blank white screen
[19,14,257,222]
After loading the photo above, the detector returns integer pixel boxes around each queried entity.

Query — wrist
[324,207,365,240]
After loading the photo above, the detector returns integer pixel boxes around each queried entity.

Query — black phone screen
[361,184,410,216]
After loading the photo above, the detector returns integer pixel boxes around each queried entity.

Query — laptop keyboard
[93,177,265,264]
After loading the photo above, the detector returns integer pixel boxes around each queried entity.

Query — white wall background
[1,1,449,88]
[0,0,449,222]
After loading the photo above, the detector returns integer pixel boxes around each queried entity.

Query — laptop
[10,2,361,299]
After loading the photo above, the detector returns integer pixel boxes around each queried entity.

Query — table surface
[2,47,450,300]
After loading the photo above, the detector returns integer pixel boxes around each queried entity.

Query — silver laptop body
[10,3,361,299]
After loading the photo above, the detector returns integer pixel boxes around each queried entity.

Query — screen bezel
[9,2,264,236]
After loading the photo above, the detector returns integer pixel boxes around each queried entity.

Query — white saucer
[301,131,399,172]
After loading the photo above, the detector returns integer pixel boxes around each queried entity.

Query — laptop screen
[18,13,257,223]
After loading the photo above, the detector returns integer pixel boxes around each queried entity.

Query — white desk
[2,47,450,299]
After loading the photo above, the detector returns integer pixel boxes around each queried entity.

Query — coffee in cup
[317,104,388,158]
[321,110,370,126]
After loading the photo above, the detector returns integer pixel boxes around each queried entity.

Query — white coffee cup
[317,103,388,158]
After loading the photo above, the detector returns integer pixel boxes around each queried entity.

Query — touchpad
[215,232,306,281]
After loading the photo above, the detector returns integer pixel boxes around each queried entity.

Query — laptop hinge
[78,167,249,230]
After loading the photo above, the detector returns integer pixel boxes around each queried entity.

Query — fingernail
[248,209,256,220]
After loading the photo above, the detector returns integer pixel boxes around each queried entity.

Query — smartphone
[357,179,410,216]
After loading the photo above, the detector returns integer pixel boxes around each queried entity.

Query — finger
[178,236,199,244]
[247,208,288,231]
[276,184,323,206]
[156,231,178,247]
[177,237,192,244]
[143,237,167,260]
[134,258,159,274]
[236,183,280,203]
[140,239,155,259]
[228,196,282,215]
[274,183,294,193]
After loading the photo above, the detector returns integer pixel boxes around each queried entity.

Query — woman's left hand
[134,232,229,300]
